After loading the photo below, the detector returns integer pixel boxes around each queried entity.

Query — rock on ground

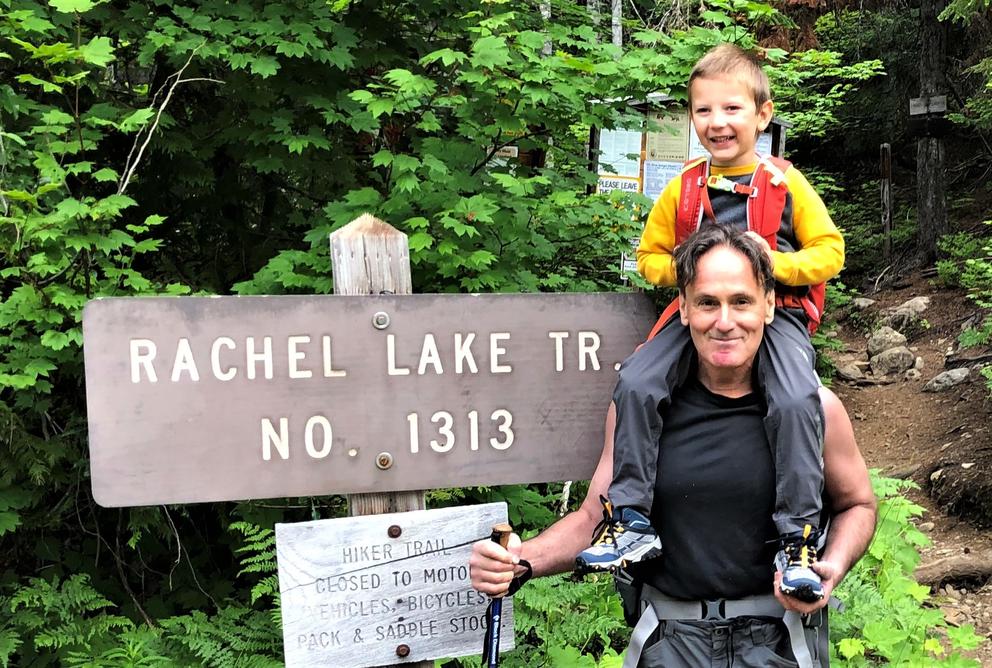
[870,346,917,376]
[923,368,971,393]
[868,326,907,357]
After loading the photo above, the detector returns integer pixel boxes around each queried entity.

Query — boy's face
[689,74,774,168]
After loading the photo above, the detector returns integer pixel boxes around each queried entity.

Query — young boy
[575,43,844,603]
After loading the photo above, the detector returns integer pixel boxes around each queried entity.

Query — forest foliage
[1,0,991,664]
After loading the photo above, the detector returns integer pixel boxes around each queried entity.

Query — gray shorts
[637,618,798,668]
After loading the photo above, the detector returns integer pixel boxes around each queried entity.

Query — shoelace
[774,525,823,568]
[589,495,618,545]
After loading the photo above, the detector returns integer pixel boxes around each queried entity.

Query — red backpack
[645,155,826,341]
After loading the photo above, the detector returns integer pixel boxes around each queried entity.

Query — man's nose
[715,304,735,329]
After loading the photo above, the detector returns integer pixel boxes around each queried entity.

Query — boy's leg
[758,309,825,601]
[610,318,694,512]
[576,318,693,573]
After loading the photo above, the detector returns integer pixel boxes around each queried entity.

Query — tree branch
[118,45,221,195]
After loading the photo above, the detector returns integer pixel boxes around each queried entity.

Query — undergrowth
[2,475,984,666]
[937,225,992,395]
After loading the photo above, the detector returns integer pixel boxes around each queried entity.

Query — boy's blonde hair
[688,43,771,109]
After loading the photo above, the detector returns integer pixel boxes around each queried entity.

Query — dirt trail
[828,278,992,664]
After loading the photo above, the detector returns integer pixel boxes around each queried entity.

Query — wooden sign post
[880,143,892,263]
[331,214,429,668]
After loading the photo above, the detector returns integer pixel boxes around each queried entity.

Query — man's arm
[469,403,616,596]
[775,386,877,614]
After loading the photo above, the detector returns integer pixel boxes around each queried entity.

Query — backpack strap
[675,157,709,243]
[746,155,791,248]
[622,584,842,668]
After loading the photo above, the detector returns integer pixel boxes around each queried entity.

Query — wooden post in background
[881,143,892,263]
[916,0,948,263]
[329,213,431,668]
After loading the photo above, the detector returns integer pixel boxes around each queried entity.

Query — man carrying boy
[575,43,845,604]
[470,227,874,667]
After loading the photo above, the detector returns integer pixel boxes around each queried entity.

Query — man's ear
[764,291,775,324]
[757,99,774,133]
[679,293,689,325]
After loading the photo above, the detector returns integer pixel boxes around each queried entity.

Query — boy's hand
[744,231,775,269]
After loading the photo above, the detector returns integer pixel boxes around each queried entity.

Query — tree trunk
[916,0,948,263]
[611,0,622,49]
[588,0,601,41]
[541,0,552,56]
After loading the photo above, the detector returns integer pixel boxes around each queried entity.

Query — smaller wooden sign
[909,95,947,116]
[277,503,512,667]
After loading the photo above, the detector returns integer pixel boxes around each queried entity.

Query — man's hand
[470,532,524,597]
[773,560,842,614]
[744,230,775,269]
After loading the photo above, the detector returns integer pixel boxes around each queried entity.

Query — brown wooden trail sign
[277,502,511,667]
[81,214,655,668]
[83,291,655,506]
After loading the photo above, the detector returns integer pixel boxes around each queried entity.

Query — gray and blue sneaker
[575,496,662,573]
[775,524,824,603]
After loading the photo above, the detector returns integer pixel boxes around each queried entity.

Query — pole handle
[490,522,512,549]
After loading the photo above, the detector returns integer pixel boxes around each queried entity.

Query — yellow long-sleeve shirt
[636,161,844,288]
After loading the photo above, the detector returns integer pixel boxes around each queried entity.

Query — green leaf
[838,637,865,659]
[48,0,98,13]
[41,109,74,125]
[0,510,21,536]
[404,216,429,230]
[368,99,393,118]
[408,231,433,251]
[250,56,280,78]
[91,168,118,182]
[470,35,511,69]
[117,107,154,132]
[420,48,466,67]
[371,150,393,167]
[947,625,983,651]
[79,36,115,66]
[1,131,26,146]
[40,331,70,351]
[24,358,57,376]
[15,74,62,93]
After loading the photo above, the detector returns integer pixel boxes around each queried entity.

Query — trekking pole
[482,523,512,668]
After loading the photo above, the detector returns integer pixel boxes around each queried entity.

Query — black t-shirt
[630,376,779,600]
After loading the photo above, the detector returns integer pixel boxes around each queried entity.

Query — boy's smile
[689,74,774,167]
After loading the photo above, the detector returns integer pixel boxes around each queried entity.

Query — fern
[158,607,282,667]
[0,626,21,668]
[64,628,172,667]
[230,522,279,605]
[830,474,983,666]
[8,574,133,656]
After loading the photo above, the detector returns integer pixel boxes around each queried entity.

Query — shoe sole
[574,540,662,574]
[779,582,824,604]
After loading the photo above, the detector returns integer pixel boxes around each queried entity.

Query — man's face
[678,245,775,373]
[689,74,773,167]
